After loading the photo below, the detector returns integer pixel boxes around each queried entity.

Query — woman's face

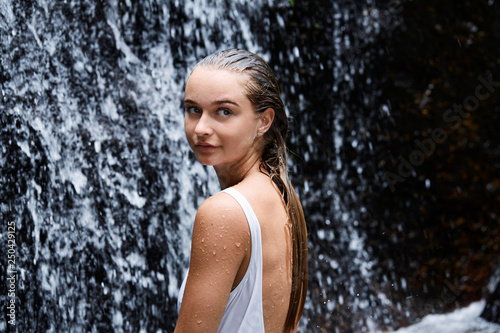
[184,68,262,167]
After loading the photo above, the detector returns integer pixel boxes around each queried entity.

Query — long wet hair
[190,49,308,331]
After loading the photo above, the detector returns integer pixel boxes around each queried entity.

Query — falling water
[1,0,499,332]
[0,0,262,331]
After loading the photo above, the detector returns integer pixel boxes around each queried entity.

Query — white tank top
[177,187,265,332]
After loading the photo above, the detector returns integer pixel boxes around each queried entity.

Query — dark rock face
[482,279,500,324]
[1,0,499,332]
[255,0,500,329]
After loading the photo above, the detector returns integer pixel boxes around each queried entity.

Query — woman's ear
[257,108,275,136]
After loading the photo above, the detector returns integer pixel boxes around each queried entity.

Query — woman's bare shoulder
[176,191,250,333]
[193,191,250,238]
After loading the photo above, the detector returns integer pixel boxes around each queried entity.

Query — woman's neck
[214,155,262,189]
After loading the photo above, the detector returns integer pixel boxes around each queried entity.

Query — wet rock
[481,279,500,324]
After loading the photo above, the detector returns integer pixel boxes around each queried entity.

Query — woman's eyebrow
[184,99,197,105]
[184,99,240,107]
[213,99,240,107]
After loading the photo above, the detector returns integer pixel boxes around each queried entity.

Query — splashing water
[1,0,498,332]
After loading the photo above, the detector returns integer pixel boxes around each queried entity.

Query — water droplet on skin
[219,234,222,238]
[212,250,216,255]
[197,320,202,324]
[201,238,204,243]
[235,242,241,247]
[222,214,226,219]
[223,245,227,250]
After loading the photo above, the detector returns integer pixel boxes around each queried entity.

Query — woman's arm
[174,193,250,333]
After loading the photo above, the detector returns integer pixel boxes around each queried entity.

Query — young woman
[175,49,308,333]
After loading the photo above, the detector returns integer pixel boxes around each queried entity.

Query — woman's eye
[186,107,201,114]
[216,109,231,116]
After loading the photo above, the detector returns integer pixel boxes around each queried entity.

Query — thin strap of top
[218,187,265,332]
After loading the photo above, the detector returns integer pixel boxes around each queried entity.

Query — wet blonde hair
[191,49,308,331]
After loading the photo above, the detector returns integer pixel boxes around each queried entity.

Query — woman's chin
[195,157,217,166]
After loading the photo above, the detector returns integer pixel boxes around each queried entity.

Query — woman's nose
[194,113,213,136]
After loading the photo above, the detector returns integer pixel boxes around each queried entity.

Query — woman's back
[234,172,293,332]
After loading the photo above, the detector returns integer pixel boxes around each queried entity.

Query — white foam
[388,301,500,333]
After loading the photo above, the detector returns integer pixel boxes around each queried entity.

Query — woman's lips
[195,142,218,152]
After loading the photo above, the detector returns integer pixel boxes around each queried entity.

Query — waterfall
[0,0,294,331]
[2,0,499,332]
[0,0,262,331]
